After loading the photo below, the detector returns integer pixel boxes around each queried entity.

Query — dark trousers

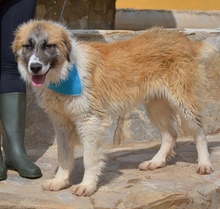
[0,0,37,94]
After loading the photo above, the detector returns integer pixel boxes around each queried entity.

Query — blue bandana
[48,64,82,96]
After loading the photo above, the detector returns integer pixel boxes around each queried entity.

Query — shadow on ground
[65,139,220,190]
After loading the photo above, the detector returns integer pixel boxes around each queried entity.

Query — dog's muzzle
[30,63,42,74]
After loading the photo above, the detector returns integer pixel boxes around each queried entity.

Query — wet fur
[13,20,215,196]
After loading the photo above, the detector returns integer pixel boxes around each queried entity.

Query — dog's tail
[199,36,220,62]
[199,38,218,62]
[205,36,220,53]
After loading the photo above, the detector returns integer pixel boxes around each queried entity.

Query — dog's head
[12,20,72,88]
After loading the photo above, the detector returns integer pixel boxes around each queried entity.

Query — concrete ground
[1,135,220,209]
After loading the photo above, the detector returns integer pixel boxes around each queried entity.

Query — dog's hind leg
[139,97,178,170]
[42,117,75,191]
[191,126,213,174]
[71,115,106,196]
[177,97,213,174]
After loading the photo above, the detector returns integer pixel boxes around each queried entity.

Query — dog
[12,20,215,196]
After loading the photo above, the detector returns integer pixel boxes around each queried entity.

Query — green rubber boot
[0,146,7,180]
[0,93,42,179]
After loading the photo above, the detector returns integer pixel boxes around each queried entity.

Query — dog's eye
[23,45,33,51]
[42,44,56,50]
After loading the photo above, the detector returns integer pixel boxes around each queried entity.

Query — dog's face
[12,20,72,88]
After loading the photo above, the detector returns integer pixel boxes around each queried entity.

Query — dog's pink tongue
[32,75,45,88]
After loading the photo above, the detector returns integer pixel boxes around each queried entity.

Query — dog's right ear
[12,21,34,62]
[14,53,19,62]
[12,41,19,62]
[12,27,24,62]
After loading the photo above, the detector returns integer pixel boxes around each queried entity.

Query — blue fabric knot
[48,64,82,96]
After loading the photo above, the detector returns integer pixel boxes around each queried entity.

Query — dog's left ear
[63,38,72,62]
[59,28,72,62]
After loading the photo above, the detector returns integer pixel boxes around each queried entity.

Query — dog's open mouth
[32,74,46,88]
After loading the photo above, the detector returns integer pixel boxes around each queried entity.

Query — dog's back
[82,28,215,115]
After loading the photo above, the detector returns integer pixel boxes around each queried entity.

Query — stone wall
[115,10,220,30]
[36,0,116,29]
[24,29,220,147]
[35,1,220,30]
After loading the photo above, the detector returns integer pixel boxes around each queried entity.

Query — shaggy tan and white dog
[12,20,215,196]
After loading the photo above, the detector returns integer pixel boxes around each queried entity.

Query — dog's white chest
[35,88,89,117]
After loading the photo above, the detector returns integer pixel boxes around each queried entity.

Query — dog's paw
[139,160,166,171]
[42,179,69,191]
[197,163,214,175]
[71,183,97,196]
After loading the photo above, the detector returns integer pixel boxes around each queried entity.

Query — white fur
[28,55,50,74]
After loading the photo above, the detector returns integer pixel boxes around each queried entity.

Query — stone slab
[1,135,220,208]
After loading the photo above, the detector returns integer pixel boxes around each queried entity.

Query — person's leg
[0,0,42,179]
[0,143,6,180]
[0,0,36,94]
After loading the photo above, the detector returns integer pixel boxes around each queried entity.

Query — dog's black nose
[30,63,42,74]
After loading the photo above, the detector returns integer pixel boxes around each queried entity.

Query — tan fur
[13,20,215,196]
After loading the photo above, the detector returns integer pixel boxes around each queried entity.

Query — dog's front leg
[42,117,75,191]
[71,115,106,196]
